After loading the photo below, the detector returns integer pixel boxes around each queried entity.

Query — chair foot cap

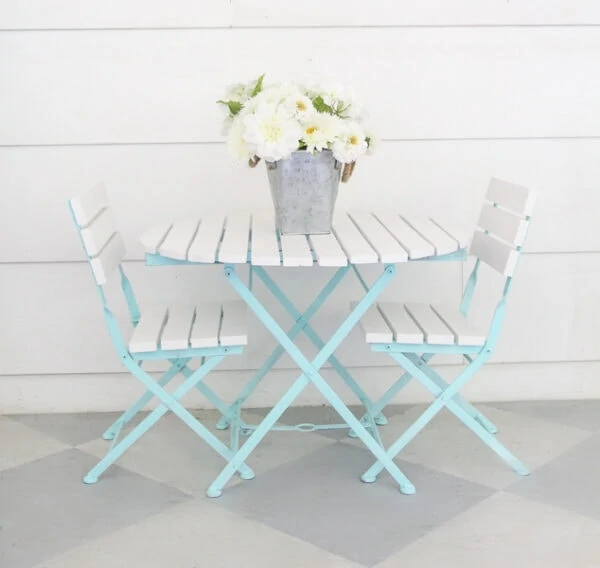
[206,487,222,498]
[83,475,98,485]
[239,468,255,481]
[215,418,230,431]
[400,483,416,495]
[374,414,388,426]
[361,474,377,484]
[102,432,116,441]
[348,429,358,439]
[515,466,530,476]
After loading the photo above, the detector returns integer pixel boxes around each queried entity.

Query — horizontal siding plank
[3,139,600,262]
[1,1,599,29]
[1,28,599,144]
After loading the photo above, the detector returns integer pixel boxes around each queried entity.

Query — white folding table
[140,210,467,497]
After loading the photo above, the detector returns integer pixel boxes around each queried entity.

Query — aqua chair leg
[362,353,497,436]
[415,359,498,435]
[362,351,527,482]
[85,356,255,484]
[102,358,189,441]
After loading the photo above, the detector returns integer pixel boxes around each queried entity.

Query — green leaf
[216,99,243,116]
[365,136,372,147]
[311,95,334,115]
[251,73,266,97]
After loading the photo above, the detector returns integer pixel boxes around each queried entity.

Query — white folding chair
[69,183,254,485]
[357,177,535,488]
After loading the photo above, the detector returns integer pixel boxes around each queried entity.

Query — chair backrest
[69,183,126,286]
[469,177,536,277]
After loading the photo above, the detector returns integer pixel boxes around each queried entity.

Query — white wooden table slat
[332,212,378,264]
[308,233,348,267]
[431,304,486,346]
[129,305,168,353]
[431,218,471,249]
[140,222,172,254]
[280,234,314,267]
[402,216,458,256]
[353,302,394,343]
[141,212,465,266]
[187,215,226,263]
[251,212,281,266]
[217,213,251,264]
[158,220,198,260]
[219,301,248,346]
[377,302,424,344]
[348,211,409,263]
[80,207,118,256]
[160,305,195,350]
[404,303,455,344]
[189,303,222,348]
[373,213,435,259]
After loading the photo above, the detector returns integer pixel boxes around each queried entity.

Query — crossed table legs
[205,263,415,498]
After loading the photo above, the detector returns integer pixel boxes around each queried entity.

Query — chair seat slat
[431,304,486,346]
[219,301,248,346]
[129,305,169,353]
[160,305,195,350]
[404,303,454,344]
[189,303,223,348]
[354,302,394,343]
[377,302,424,344]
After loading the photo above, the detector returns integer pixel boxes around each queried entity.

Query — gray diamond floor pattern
[1,401,599,567]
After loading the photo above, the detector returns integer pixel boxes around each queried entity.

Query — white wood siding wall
[2,1,600,411]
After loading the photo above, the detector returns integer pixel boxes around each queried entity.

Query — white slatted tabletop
[141,212,467,267]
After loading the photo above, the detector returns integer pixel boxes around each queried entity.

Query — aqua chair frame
[69,183,254,485]
[360,178,536,487]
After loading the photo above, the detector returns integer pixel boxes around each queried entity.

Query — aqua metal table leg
[250,266,383,441]
[205,263,415,498]
[215,266,349,431]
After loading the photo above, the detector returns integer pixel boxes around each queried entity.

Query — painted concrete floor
[2,400,600,567]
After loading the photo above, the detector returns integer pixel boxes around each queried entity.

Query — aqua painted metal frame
[69,203,255,486]
[202,262,416,497]
[362,224,532,488]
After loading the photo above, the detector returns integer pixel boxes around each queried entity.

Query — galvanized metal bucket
[265,149,342,235]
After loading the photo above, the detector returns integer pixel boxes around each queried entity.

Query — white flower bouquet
[218,74,374,181]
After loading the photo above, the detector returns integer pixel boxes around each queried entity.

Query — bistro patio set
[69,174,535,498]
